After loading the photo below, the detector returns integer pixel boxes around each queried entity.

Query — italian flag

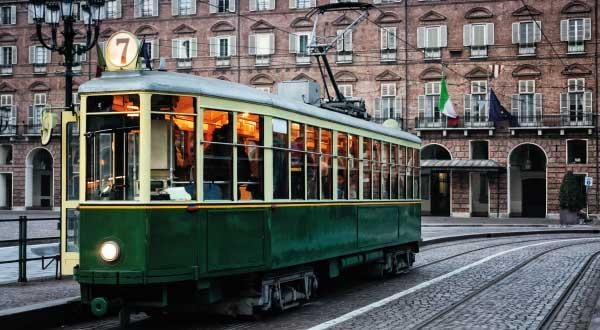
[438,77,458,119]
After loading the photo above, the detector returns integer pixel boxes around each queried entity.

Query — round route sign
[105,31,139,69]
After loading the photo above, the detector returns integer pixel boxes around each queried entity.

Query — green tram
[62,47,421,323]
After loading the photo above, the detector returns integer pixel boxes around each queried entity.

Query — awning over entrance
[421,159,505,173]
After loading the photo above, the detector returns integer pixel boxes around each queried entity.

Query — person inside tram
[291,132,305,199]
[337,173,347,199]
[204,124,232,199]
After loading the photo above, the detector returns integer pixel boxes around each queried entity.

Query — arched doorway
[509,144,547,217]
[421,144,451,216]
[26,148,53,209]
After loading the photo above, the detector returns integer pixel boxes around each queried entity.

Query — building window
[72,43,88,72]
[0,6,16,25]
[249,33,275,66]
[134,0,158,17]
[561,78,592,126]
[290,0,315,9]
[289,32,311,65]
[374,83,400,121]
[104,0,122,19]
[172,0,196,15]
[464,23,494,58]
[417,25,447,60]
[567,140,587,164]
[250,0,275,11]
[380,27,397,62]
[171,38,197,69]
[210,36,236,67]
[338,84,353,99]
[28,93,47,135]
[0,46,16,75]
[512,21,541,55]
[210,0,235,13]
[561,18,591,53]
[464,81,489,127]
[511,80,542,127]
[418,82,441,127]
[336,30,353,63]
[471,141,489,160]
[29,45,51,74]
[0,94,16,135]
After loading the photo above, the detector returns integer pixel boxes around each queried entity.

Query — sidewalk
[423,216,564,227]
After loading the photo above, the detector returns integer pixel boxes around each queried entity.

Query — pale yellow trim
[60,111,80,276]
[139,93,152,203]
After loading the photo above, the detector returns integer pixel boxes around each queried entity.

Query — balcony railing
[415,116,494,129]
[0,105,17,136]
[216,56,231,67]
[33,63,47,74]
[381,49,396,62]
[336,51,352,64]
[512,113,595,128]
[176,58,192,69]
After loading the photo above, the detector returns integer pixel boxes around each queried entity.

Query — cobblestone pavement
[53,233,600,330]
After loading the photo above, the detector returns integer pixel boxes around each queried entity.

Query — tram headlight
[99,241,120,262]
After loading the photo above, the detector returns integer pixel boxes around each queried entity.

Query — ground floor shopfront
[419,133,597,219]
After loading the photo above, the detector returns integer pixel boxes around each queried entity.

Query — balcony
[510,113,595,135]
[415,116,494,130]
[33,63,47,74]
[176,58,192,69]
[380,49,396,63]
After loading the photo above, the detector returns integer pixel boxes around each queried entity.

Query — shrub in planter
[559,171,586,225]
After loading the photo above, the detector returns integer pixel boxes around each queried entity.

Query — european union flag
[488,89,512,124]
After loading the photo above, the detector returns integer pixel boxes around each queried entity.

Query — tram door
[60,111,80,275]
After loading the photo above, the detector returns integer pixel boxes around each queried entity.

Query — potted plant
[559,171,586,225]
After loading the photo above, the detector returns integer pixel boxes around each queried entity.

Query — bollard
[17,215,27,282]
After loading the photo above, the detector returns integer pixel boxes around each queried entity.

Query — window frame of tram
[149,94,197,201]
[85,94,141,201]
[66,122,80,252]
[203,109,264,201]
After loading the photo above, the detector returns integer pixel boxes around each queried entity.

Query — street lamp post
[30,0,105,112]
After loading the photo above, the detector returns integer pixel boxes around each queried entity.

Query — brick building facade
[0,0,597,217]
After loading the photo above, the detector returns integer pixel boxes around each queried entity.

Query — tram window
[66,209,79,252]
[398,146,406,199]
[291,122,305,200]
[337,133,348,200]
[66,123,79,200]
[391,144,398,199]
[237,113,263,200]
[349,135,359,200]
[306,126,319,199]
[204,110,233,200]
[86,113,140,201]
[414,148,421,199]
[150,95,196,201]
[321,129,333,200]
[406,147,414,199]
[382,143,390,199]
[363,138,372,199]
[87,94,140,112]
[273,118,289,199]
[372,140,381,199]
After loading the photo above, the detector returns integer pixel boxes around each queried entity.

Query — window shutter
[380,28,386,50]
[151,39,159,59]
[250,0,257,11]
[463,24,472,46]
[171,39,179,58]
[190,0,197,14]
[134,0,141,17]
[418,95,426,119]
[269,33,275,54]
[439,25,447,47]
[373,97,382,118]
[560,19,568,41]
[374,0,382,3]
[229,36,236,56]
[389,27,397,49]
[209,0,217,13]
[210,37,217,57]
[486,23,494,45]
[584,91,593,113]
[560,93,568,115]
[289,33,297,53]
[534,21,542,42]
[29,46,35,64]
[229,0,236,12]
[464,94,472,117]
[10,6,16,24]
[152,0,159,16]
[534,93,542,116]
[190,38,198,57]
[310,0,316,7]
[289,0,297,9]
[172,0,179,15]
[584,18,592,40]
[511,94,520,116]
[512,22,520,44]
[337,30,344,50]
[10,46,18,65]
[346,30,352,51]
[28,5,33,24]
[394,97,401,117]
[46,49,51,63]
[248,34,256,55]
[269,0,276,10]
[115,0,122,18]
[417,27,425,49]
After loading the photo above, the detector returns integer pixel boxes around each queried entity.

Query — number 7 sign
[105,31,140,70]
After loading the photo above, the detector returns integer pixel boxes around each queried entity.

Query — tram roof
[79,70,421,144]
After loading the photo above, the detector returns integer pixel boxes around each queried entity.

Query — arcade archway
[509,144,547,217]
